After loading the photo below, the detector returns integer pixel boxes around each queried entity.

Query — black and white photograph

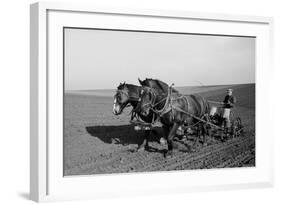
[63,28,255,176]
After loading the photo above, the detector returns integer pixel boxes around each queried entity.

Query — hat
[227,88,233,91]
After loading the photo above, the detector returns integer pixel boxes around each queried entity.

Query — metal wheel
[231,117,243,138]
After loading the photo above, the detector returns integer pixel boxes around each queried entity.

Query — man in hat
[223,89,236,109]
[222,88,236,137]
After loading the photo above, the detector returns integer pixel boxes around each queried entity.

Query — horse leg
[137,130,150,151]
[165,123,179,157]
[160,125,170,146]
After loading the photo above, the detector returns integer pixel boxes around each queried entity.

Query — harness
[141,88,170,117]
[130,87,162,125]
[142,85,223,130]
[115,88,158,126]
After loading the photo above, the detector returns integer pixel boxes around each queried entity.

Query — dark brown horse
[139,85,210,157]
[113,82,156,151]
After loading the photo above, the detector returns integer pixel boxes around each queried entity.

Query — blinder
[139,87,157,111]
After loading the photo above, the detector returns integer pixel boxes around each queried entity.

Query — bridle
[140,87,169,116]
[113,87,142,114]
[140,87,157,110]
[115,89,140,102]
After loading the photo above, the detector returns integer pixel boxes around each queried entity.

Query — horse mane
[117,83,141,99]
[138,78,178,94]
[117,82,138,90]
[117,82,126,90]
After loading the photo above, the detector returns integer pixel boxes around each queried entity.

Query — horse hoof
[137,144,150,152]
[160,137,167,146]
[171,141,180,149]
[137,147,145,152]
[221,138,227,143]
[180,144,192,152]
[134,125,142,131]
[189,146,196,152]
[164,150,173,158]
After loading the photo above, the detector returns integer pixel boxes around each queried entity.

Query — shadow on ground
[86,125,162,146]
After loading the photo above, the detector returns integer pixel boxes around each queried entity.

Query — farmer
[222,88,236,130]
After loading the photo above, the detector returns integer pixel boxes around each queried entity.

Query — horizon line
[65,82,255,92]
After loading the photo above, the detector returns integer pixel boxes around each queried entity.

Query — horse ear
[138,78,144,85]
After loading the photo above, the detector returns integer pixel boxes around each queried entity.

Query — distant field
[66,83,254,98]
[66,85,234,96]
[66,89,116,97]
[64,84,255,176]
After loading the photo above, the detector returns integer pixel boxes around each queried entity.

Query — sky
[64,28,255,90]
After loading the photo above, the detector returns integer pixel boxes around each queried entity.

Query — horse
[113,82,156,151]
[138,85,210,157]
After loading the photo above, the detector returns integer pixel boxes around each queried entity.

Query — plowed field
[64,84,255,176]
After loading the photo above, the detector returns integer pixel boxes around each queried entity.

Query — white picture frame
[30,2,274,202]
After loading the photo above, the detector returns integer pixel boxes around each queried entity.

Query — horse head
[139,86,159,116]
[113,82,130,115]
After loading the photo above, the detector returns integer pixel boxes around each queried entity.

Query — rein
[142,86,172,117]
[171,105,222,130]
[141,89,167,114]
[114,87,142,117]
[142,86,221,129]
